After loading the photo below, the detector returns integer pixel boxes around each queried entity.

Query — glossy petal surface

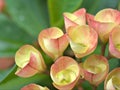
[67,25,98,58]
[80,55,109,86]
[15,45,46,77]
[50,56,80,90]
[104,68,120,90]
[38,27,68,59]
[109,26,120,58]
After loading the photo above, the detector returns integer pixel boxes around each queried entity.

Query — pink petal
[15,65,38,78]
[94,8,120,24]
[15,45,46,77]
[50,56,80,90]
[64,8,86,30]
[104,68,120,90]
[109,26,120,58]
[87,14,116,44]
[80,55,109,86]
[38,27,68,59]
[21,83,49,90]
[67,25,98,58]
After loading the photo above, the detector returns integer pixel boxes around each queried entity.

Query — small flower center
[112,76,120,90]
[70,41,89,54]
[55,66,77,85]
[55,65,79,85]
[115,44,120,51]
[86,63,106,74]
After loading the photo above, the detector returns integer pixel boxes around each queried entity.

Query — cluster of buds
[15,8,120,90]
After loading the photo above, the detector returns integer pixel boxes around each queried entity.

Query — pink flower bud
[87,8,120,44]
[63,8,86,30]
[80,55,109,86]
[38,27,69,60]
[104,68,120,90]
[109,25,120,58]
[15,45,46,77]
[21,83,49,90]
[50,56,80,90]
[67,25,98,58]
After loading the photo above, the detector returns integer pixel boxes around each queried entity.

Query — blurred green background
[0,0,120,90]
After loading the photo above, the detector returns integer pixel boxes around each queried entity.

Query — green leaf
[6,0,49,37]
[48,0,83,28]
[0,64,56,90]
[80,0,93,11]
[118,1,120,10]
[97,82,104,90]
[82,81,92,90]
[81,0,119,14]
[0,14,34,57]
[0,64,55,90]
[0,65,16,83]
[0,74,56,90]
[109,58,119,71]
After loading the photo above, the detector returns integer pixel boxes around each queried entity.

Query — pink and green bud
[80,55,109,86]
[63,8,86,30]
[104,68,120,90]
[38,27,69,60]
[50,56,80,90]
[15,45,46,78]
[21,83,49,90]
[67,25,98,58]
[109,25,120,58]
[87,8,120,44]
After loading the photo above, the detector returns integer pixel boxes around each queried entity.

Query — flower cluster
[15,8,120,90]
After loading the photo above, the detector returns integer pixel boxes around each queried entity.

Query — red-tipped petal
[104,68,120,90]
[15,65,38,78]
[87,9,120,44]
[21,83,49,90]
[109,26,120,58]
[94,8,120,24]
[63,8,86,30]
[15,45,46,77]
[67,25,98,58]
[38,27,68,59]
[50,56,80,90]
[80,55,109,86]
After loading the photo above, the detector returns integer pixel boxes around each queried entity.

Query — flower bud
[67,25,98,58]
[38,27,69,60]
[87,8,120,44]
[21,83,49,90]
[104,68,120,90]
[15,45,46,77]
[109,25,120,58]
[50,56,80,90]
[63,8,86,30]
[80,55,109,86]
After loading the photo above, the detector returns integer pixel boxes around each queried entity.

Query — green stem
[75,79,85,90]
[119,60,120,66]
[44,70,50,75]
[92,85,97,90]
[76,57,82,63]
[101,44,106,56]
[106,52,112,60]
